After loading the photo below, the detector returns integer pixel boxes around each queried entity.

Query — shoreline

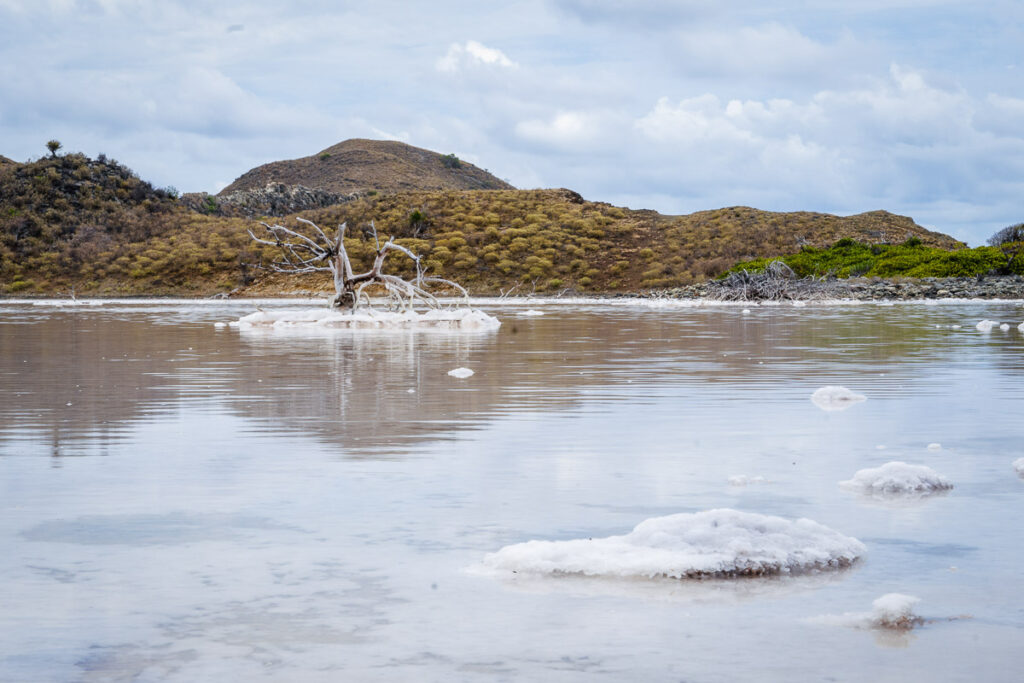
[3,276,1024,304]
[650,275,1024,301]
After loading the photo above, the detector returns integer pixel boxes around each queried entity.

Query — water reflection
[2,300,1023,682]
[2,301,1024,460]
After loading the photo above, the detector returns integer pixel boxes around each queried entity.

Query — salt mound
[870,593,923,630]
[840,461,952,496]
[447,367,474,378]
[477,509,865,580]
[1013,457,1024,476]
[976,319,997,332]
[1019,322,1024,333]
[520,309,545,316]
[811,386,867,411]
[230,307,500,332]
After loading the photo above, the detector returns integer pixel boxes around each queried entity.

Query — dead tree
[707,260,845,301]
[248,217,467,309]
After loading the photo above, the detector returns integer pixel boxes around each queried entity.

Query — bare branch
[249,216,471,310]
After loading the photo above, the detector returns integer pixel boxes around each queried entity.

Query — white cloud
[515,110,612,148]
[437,40,517,72]
[670,22,865,81]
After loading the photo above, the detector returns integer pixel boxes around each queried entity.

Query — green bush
[725,239,1014,279]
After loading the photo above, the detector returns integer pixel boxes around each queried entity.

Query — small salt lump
[811,386,867,412]
[447,367,475,378]
[1013,457,1024,477]
[840,461,952,496]
[869,593,924,630]
[976,319,997,332]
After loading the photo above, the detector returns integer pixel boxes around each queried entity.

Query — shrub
[441,154,461,169]
[988,222,1024,246]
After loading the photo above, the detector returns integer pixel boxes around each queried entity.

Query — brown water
[1,298,1023,681]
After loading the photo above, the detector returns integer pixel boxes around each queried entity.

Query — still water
[1,298,1022,682]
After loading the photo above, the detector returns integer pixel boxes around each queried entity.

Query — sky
[0,0,1021,245]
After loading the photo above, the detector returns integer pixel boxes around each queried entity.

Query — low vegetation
[725,236,1024,280]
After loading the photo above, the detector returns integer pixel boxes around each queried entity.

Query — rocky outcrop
[181,182,359,217]
[653,276,1024,301]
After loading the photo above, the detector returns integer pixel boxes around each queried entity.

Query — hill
[0,154,15,166]
[219,139,515,196]
[1,150,968,298]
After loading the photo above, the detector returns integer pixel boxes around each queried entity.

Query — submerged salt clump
[976,319,997,332]
[813,593,924,631]
[870,593,924,630]
[447,367,474,378]
[230,307,500,332]
[520,309,545,317]
[1013,457,1024,476]
[811,386,867,411]
[476,509,865,580]
[840,461,952,496]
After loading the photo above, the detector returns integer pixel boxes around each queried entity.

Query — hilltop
[219,138,514,196]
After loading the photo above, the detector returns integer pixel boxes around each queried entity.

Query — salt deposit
[1013,457,1024,476]
[1000,323,1010,331]
[230,307,500,332]
[520,309,545,316]
[976,319,997,332]
[476,509,865,580]
[810,386,867,412]
[869,593,923,629]
[31,299,102,307]
[927,442,942,451]
[447,367,475,378]
[812,593,924,631]
[728,475,767,486]
[840,461,952,496]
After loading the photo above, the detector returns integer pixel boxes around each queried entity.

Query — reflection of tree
[6,304,1020,460]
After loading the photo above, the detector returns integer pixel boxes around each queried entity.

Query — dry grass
[1,154,964,297]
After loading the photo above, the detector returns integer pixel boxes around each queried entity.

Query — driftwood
[249,217,467,309]
[707,261,845,301]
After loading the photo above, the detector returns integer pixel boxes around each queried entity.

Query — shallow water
[1,298,1023,681]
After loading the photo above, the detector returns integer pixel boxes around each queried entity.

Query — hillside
[219,139,514,195]
[1,149,969,297]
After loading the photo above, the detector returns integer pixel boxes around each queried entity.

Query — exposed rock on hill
[219,138,514,196]
[0,154,15,166]
[182,183,360,218]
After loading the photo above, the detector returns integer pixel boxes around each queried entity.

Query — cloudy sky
[1,0,1021,244]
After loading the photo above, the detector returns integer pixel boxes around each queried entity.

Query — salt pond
[1,298,1023,681]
